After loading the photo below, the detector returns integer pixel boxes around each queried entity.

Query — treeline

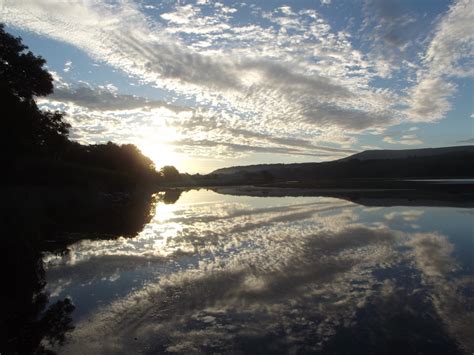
[1,24,181,191]
[9,142,157,190]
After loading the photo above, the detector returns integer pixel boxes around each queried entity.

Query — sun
[137,141,183,171]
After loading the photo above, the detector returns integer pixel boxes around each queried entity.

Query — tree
[1,24,162,186]
[84,142,156,178]
[160,165,181,181]
[261,170,274,183]
[1,23,70,156]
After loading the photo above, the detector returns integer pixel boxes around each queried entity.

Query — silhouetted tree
[84,142,155,175]
[261,170,274,183]
[2,24,163,188]
[1,23,70,156]
[160,165,181,181]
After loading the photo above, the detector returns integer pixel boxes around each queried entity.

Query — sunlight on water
[42,189,474,354]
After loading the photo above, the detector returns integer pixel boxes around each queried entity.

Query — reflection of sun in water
[153,199,179,222]
[142,195,185,255]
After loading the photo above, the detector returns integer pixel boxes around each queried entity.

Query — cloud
[63,60,73,72]
[170,138,343,159]
[50,83,189,112]
[406,0,474,122]
[364,0,415,48]
[42,81,357,160]
[0,0,400,144]
[361,0,423,78]
[383,134,422,145]
[38,93,184,151]
[2,0,470,163]
[226,128,357,153]
[456,138,474,144]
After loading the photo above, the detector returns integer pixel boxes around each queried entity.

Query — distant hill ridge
[210,145,474,178]
[338,145,474,162]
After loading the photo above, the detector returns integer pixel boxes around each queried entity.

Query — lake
[38,189,474,354]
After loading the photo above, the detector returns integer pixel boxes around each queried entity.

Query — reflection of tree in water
[0,236,75,354]
[161,189,183,204]
[153,189,183,205]
[0,189,156,353]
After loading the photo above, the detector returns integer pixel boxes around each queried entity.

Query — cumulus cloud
[362,0,422,78]
[63,60,73,72]
[406,0,474,122]
[50,83,189,112]
[1,0,470,163]
[383,134,422,145]
[40,81,356,160]
[0,0,401,154]
[171,138,342,158]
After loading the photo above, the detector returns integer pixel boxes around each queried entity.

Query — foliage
[160,165,181,181]
[0,24,53,99]
[1,23,70,156]
[1,24,184,188]
[63,141,156,179]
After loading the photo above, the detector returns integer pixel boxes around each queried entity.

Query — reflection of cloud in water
[407,233,474,352]
[407,233,457,278]
[44,196,352,268]
[384,209,425,222]
[54,228,402,352]
[43,191,473,354]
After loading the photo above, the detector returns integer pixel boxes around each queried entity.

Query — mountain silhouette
[210,145,474,180]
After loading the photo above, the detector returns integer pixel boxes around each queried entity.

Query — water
[403,178,474,184]
[40,189,474,354]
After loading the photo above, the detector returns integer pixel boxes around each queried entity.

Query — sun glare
[138,141,183,171]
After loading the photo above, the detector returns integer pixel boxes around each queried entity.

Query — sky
[1,0,473,173]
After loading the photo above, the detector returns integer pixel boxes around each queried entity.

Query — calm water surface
[43,189,473,354]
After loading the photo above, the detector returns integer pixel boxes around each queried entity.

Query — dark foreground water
[24,190,474,353]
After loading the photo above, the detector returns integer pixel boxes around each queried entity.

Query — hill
[208,146,474,183]
[338,145,474,162]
